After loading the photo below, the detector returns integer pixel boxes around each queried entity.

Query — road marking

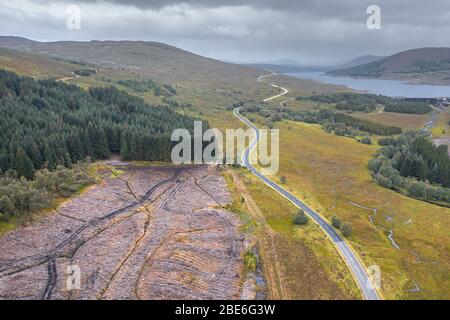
[233,74,381,300]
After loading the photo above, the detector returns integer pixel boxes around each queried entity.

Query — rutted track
[0,164,246,300]
[0,167,181,299]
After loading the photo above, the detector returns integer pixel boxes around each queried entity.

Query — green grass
[243,250,258,273]
[432,109,450,137]
[352,111,429,131]
[228,168,361,299]
[0,218,18,236]
[272,120,450,299]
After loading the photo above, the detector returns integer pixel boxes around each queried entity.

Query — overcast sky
[0,0,449,64]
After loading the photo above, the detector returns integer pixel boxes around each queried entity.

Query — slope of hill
[0,37,262,88]
[0,47,82,79]
[328,48,450,85]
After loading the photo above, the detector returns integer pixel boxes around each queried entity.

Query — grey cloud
[2,0,449,64]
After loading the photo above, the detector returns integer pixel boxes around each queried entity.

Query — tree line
[297,92,432,114]
[332,113,402,136]
[0,69,199,179]
[369,132,450,206]
[240,103,402,137]
[0,163,95,222]
[384,101,431,114]
[282,109,402,136]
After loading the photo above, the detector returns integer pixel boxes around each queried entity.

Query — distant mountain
[333,55,385,70]
[264,59,303,66]
[327,48,450,85]
[244,56,385,74]
[243,63,330,73]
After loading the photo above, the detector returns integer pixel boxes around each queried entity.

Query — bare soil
[0,164,245,300]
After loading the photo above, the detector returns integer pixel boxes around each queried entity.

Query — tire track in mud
[161,182,184,211]
[0,167,183,299]
[54,208,87,223]
[97,170,180,299]
[188,173,223,207]
[56,169,183,299]
[133,170,236,300]
[42,259,57,299]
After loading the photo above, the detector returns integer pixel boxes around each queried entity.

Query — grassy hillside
[0,37,266,94]
[225,168,361,300]
[328,48,450,85]
[271,120,450,299]
[0,48,81,79]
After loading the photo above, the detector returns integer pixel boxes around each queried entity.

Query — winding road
[233,73,381,300]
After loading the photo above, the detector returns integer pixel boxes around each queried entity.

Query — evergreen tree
[13,148,35,180]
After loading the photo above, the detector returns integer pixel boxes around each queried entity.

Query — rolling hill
[0,36,262,88]
[328,48,450,85]
[0,47,83,79]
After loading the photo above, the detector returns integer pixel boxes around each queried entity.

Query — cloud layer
[0,0,449,64]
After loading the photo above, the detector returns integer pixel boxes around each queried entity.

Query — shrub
[340,222,353,237]
[407,181,427,198]
[244,250,258,273]
[360,136,372,145]
[0,162,94,222]
[293,210,309,225]
[331,215,341,229]
[280,176,287,184]
[375,173,393,189]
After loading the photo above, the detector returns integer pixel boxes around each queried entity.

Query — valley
[0,37,449,301]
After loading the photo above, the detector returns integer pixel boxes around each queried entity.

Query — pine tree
[13,148,35,179]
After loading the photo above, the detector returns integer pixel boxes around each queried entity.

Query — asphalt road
[233,76,381,300]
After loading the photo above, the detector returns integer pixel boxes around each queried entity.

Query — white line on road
[233,72,381,300]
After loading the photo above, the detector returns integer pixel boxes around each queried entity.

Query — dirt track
[0,164,246,300]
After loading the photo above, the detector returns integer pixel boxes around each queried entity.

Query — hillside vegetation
[298,93,432,114]
[0,69,197,179]
[0,48,81,79]
[0,37,263,92]
[272,120,450,299]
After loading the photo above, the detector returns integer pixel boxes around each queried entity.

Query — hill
[0,36,262,89]
[327,48,450,85]
[0,47,83,79]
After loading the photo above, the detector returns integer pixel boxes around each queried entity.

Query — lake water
[286,72,450,98]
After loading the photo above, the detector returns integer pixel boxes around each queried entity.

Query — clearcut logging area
[0,164,246,300]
